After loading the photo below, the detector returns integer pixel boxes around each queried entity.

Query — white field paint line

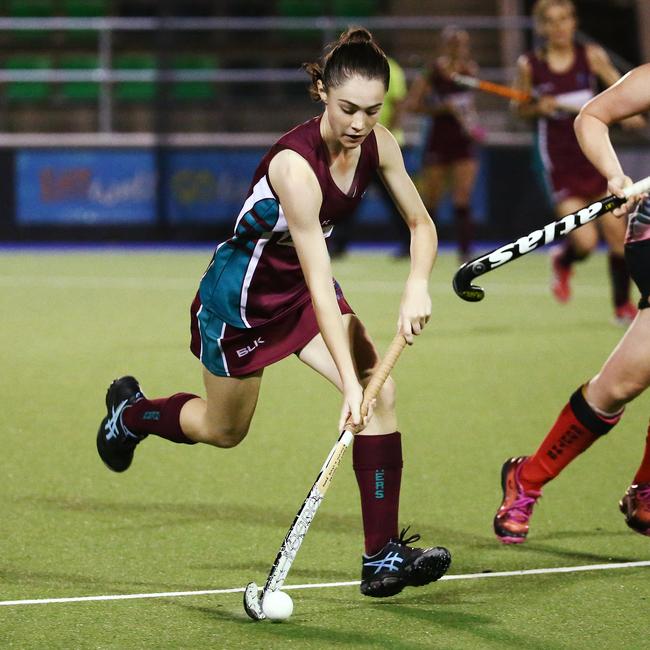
[0,274,609,297]
[1,560,648,607]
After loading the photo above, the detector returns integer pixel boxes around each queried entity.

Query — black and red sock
[353,431,402,556]
[520,388,622,491]
[123,393,198,444]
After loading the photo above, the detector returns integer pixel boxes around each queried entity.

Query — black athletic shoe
[96,376,146,473]
[360,527,451,598]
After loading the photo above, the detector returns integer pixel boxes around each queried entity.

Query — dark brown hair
[303,27,390,101]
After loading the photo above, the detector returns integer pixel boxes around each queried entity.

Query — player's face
[321,75,385,149]
[539,4,576,47]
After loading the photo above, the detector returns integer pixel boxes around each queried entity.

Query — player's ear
[317,79,328,104]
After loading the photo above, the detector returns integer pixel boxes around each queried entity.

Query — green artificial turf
[1,250,648,649]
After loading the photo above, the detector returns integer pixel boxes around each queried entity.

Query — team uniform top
[190,116,379,377]
[424,62,477,166]
[528,43,606,201]
[199,115,378,329]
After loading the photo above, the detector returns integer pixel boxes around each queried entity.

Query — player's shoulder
[373,123,401,164]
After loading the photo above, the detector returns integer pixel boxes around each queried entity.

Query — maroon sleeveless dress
[528,44,607,202]
[190,115,380,377]
[423,62,477,166]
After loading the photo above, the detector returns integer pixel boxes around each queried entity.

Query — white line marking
[1,560,648,607]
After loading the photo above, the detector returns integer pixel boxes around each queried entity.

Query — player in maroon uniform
[494,63,650,543]
[513,0,643,323]
[95,28,451,598]
[405,27,483,261]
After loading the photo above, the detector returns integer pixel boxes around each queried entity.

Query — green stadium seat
[332,0,378,16]
[4,54,53,102]
[8,0,55,43]
[170,54,218,102]
[60,54,99,102]
[114,53,157,102]
[277,0,322,42]
[62,0,108,44]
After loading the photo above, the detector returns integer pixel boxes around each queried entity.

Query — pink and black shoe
[493,457,542,544]
[619,483,650,537]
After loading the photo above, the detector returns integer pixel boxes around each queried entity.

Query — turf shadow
[18,494,360,535]
[176,601,431,649]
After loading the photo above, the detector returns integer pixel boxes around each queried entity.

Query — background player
[513,0,644,324]
[404,26,483,262]
[494,63,650,544]
[95,27,451,598]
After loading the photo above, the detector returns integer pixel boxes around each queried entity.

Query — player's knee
[202,422,250,448]
[374,376,396,414]
[607,379,646,407]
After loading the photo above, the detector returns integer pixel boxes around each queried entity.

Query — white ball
[262,590,293,621]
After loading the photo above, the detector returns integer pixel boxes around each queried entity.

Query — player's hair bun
[339,26,373,45]
[303,26,389,101]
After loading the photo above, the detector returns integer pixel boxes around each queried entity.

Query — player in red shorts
[405,27,483,262]
[513,0,644,323]
[95,28,451,598]
[494,63,650,543]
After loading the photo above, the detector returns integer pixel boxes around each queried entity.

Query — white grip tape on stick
[624,175,650,198]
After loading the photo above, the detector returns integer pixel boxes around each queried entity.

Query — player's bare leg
[179,367,263,447]
[96,368,263,472]
[495,310,650,542]
[600,211,636,324]
[550,196,598,303]
[299,315,451,597]
[450,158,478,262]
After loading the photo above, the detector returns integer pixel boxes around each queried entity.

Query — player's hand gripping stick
[243,333,407,620]
[452,176,650,302]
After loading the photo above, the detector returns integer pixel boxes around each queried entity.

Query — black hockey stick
[453,176,650,302]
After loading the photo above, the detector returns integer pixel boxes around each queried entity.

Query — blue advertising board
[16,150,157,225]
[164,149,259,225]
[14,146,486,228]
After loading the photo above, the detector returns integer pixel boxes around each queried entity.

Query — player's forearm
[574,112,624,180]
[406,217,437,284]
[310,287,357,385]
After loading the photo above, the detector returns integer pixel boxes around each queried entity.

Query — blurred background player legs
[550,196,635,324]
[514,0,644,323]
[405,28,481,262]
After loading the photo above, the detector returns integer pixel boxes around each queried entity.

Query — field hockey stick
[450,72,579,114]
[452,175,650,302]
[244,333,407,621]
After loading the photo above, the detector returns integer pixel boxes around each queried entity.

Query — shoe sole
[96,417,133,473]
[494,458,528,545]
[361,548,452,598]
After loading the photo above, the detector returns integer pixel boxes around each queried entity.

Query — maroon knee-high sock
[633,424,650,484]
[608,253,631,308]
[557,241,587,268]
[519,388,622,491]
[123,393,198,444]
[353,431,402,556]
[454,205,474,257]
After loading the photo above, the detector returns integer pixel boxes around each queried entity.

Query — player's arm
[512,54,556,119]
[575,64,650,214]
[375,124,437,343]
[403,72,450,117]
[268,149,363,427]
[586,44,646,130]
